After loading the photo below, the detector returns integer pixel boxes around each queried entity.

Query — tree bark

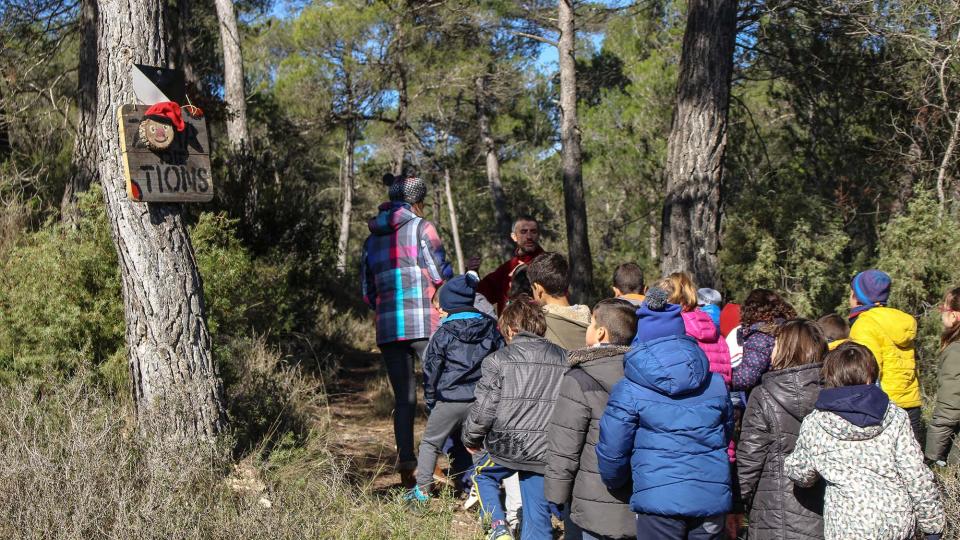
[443,166,465,274]
[95,0,225,440]
[475,72,513,260]
[61,0,99,223]
[213,0,248,149]
[391,15,408,177]
[660,0,737,288]
[558,0,593,302]
[335,125,355,275]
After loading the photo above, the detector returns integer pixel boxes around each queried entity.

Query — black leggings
[379,339,428,470]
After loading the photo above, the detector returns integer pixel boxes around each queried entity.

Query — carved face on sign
[138,118,175,150]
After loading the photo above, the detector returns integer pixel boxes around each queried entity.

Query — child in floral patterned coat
[785,342,944,540]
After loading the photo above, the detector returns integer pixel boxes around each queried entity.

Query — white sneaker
[463,486,480,510]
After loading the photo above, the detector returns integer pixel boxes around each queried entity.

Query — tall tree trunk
[61,0,99,223]
[336,125,356,275]
[443,166,465,274]
[558,0,593,302]
[167,0,202,96]
[475,72,512,260]
[95,0,225,440]
[392,16,408,177]
[213,0,248,149]
[660,0,737,288]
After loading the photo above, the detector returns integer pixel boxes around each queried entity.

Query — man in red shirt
[474,216,544,314]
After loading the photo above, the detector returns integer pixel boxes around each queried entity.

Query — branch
[509,30,558,48]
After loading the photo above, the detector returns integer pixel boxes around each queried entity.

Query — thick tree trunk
[95,0,225,440]
[213,0,248,149]
[61,0,99,223]
[443,166,465,274]
[558,0,593,302]
[660,0,737,288]
[336,126,355,274]
[475,73,513,260]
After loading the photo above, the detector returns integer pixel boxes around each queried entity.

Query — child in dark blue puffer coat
[406,271,504,503]
[597,287,734,540]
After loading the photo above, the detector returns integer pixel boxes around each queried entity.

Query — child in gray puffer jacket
[785,342,944,540]
[463,294,568,540]
[545,299,638,539]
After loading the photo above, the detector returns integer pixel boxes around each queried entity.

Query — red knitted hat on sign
[144,101,185,132]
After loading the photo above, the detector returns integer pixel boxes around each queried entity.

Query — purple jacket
[731,321,779,392]
[361,202,453,344]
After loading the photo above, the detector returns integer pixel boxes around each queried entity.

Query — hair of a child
[741,289,797,328]
[592,298,639,345]
[499,294,547,337]
[816,313,850,343]
[771,319,828,371]
[941,286,960,351]
[613,263,645,294]
[509,265,533,299]
[431,285,443,308]
[822,342,879,388]
[653,272,698,311]
[526,252,569,297]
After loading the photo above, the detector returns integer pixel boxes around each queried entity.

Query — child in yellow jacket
[848,269,922,440]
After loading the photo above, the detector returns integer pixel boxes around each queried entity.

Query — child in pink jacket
[659,273,732,386]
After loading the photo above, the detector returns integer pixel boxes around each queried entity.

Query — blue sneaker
[403,485,429,506]
[488,520,514,540]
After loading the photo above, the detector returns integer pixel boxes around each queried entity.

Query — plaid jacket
[361,202,453,344]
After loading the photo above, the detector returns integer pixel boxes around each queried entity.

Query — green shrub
[0,189,125,390]
[876,193,960,391]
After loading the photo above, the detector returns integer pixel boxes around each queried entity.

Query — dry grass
[0,378,471,540]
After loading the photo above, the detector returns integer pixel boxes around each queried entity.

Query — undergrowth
[0,377,464,540]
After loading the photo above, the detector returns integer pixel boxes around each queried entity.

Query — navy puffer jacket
[597,334,734,517]
[423,311,504,408]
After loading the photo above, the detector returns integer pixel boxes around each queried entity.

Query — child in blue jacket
[406,272,504,502]
[597,287,734,540]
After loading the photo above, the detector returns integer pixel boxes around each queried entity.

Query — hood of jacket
[441,313,500,345]
[543,303,592,326]
[624,335,710,397]
[853,306,917,348]
[567,345,629,393]
[761,362,823,421]
[682,310,721,342]
[742,319,782,341]
[814,384,893,440]
[368,202,418,235]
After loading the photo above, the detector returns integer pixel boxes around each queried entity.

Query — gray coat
[737,363,824,540]
[462,332,567,473]
[544,345,634,539]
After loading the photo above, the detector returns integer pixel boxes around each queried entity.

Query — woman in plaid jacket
[361,174,453,486]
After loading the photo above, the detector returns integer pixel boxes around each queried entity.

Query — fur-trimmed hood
[568,345,631,367]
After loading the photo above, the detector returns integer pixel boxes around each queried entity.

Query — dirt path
[326,349,483,539]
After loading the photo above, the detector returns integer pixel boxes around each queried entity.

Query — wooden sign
[118,104,213,203]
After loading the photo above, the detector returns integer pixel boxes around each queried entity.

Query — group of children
[400,255,960,540]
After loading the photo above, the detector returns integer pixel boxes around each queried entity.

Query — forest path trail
[325,349,483,539]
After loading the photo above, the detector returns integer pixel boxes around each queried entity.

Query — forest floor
[325,349,484,539]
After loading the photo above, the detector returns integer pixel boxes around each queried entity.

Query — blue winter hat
[634,287,687,343]
[439,271,480,311]
[851,269,891,306]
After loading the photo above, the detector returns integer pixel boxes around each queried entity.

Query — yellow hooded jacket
[849,306,921,409]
